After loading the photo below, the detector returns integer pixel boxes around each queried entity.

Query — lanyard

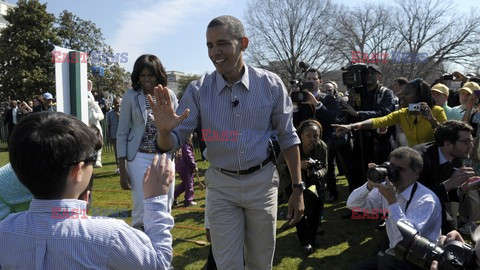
[404,182,418,213]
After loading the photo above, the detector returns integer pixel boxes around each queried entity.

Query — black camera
[290,61,315,103]
[395,221,475,270]
[307,157,322,177]
[342,63,370,89]
[366,162,399,183]
[290,79,314,103]
[442,73,454,81]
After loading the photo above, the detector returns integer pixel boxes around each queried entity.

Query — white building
[0,0,16,36]
[167,71,185,95]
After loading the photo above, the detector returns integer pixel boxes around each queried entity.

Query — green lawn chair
[0,163,32,221]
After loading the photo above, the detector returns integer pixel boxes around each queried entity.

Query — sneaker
[115,168,120,174]
[184,201,198,207]
[459,221,477,235]
[303,244,314,256]
[93,161,102,168]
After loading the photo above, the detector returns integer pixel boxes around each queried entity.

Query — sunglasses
[62,151,97,167]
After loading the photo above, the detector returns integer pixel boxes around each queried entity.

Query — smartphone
[443,74,454,80]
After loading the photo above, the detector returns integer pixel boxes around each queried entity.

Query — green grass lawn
[0,149,383,269]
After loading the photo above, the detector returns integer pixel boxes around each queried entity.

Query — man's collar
[215,64,250,95]
[29,199,87,213]
[438,146,449,165]
[398,182,416,200]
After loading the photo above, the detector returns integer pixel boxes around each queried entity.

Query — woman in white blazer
[117,54,178,229]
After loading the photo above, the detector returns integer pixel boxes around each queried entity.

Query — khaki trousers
[206,163,278,270]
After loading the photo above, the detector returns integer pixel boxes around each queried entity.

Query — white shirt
[347,181,442,249]
[0,196,173,269]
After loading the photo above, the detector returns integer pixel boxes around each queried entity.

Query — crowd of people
[2,14,480,270]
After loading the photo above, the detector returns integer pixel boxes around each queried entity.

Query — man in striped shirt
[151,15,304,270]
[0,112,174,269]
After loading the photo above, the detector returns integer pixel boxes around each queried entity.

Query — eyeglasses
[62,151,97,167]
[457,138,474,146]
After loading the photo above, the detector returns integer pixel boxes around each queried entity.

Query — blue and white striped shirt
[0,197,173,270]
[170,65,300,171]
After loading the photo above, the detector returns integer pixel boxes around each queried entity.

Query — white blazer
[116,88,178,161]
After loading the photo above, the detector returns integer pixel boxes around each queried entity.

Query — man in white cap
[33,92,57,112]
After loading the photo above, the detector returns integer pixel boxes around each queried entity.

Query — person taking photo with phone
[334,78,447,147]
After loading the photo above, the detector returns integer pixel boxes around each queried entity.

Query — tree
[56,10,104,55]
[332,0,480,84]
[176,74,201,100]
[332,4,398,63]
[244,0,341,85]
[392,0,480,80]
[0,0,59,101]
[56,11,130,98]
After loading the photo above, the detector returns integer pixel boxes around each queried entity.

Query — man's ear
[241,37,249,51]
[69,162,84,184]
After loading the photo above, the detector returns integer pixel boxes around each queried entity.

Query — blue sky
[9,0,480,75]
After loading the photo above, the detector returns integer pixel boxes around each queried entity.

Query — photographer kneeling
[277,120,328,255]
[347,146,442,270]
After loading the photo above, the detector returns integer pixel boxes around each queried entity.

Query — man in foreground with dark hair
[0,112,174,269]
[414,120,479,234]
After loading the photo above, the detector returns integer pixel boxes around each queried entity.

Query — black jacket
[413,141,463,233]
[293,94,339,142]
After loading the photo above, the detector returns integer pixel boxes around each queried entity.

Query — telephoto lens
[394,221,475,270]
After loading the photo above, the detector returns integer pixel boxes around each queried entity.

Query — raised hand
[143,154,174,198]
[301,91,320,107]
[147,84,190,134]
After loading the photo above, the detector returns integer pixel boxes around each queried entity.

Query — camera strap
[404,182,418,213]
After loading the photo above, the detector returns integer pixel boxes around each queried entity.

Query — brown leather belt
[219,158,270,175]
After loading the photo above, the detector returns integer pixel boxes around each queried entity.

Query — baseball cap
[458,82,480,95]
[42,92,54,100]
[431,83,449,96]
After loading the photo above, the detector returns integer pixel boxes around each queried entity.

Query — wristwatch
[292,182,306,191]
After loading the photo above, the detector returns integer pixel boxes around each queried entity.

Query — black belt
[219,158,270,175]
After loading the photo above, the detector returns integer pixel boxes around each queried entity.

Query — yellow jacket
[371,106,447,146]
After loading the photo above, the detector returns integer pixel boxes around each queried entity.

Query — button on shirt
[0,197,174,270]
[168,65,300,171]
[347,181,441,249]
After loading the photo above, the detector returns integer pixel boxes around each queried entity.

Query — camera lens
[366,167,388,183]
[403,234,441,268]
